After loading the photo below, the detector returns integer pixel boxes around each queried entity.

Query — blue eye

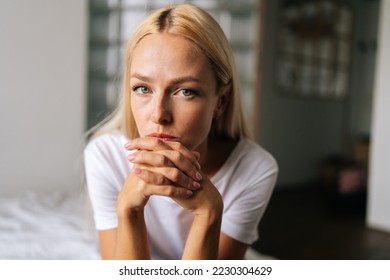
[132,86,150,94]
[180,89,196,97]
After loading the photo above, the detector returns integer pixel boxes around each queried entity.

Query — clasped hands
[117,137,223,216]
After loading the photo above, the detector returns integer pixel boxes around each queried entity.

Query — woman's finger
[172,173,224,216]
[133,166,201,191]
[128,150,202,182]
[133,168,194,198]
[162,141,201,170]
[125,137,201,170]
[125,137,172,151]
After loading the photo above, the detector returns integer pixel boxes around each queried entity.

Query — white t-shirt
[84,131,278,259]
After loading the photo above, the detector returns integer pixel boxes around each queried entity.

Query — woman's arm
[114,206,150,259]
[172,175,224,259]
[218,233,248,259]
[127,138,225,259]
[98,223,150,260]
[182,209,250,260]
[97,171,152,260]
[98,229,116,259]
[182,208,222,259]
[104,137,202,259]
[110,164,197,259]
[97,210,150,260]
[98,216,249,260]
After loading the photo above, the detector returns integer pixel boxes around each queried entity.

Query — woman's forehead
[133,33,201,61]
[130,33,214,82]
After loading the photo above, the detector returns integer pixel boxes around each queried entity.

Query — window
[88,0,261,133]
[276,0,353,100]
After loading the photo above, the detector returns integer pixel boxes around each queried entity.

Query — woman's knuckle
[136,151,144,161]
[172,150,182,161]
[170,169,181,181]
[165,187,175,196]
[175,141,184,149]
[156,175,166,185]
[155,155,165,166]
[164,156,174,166]
[149,137,160,146]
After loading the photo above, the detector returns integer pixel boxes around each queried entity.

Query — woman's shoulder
[237,138,278,169]
[213,137,278,195]
[84,130,129,159]
[226,138,279,183]
[86,131,128,149]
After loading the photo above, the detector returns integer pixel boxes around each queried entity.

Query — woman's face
[130,33,223,151]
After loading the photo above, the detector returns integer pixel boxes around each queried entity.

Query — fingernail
[133,167,141,175]
[193,151,201,160]
[124,141,132,149]
[192,181,201,189]
[195,171,202,181]
[127,154,135,161]
[186,190,193,198]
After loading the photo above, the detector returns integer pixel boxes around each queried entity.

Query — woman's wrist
[194,202,223,224]
[117,191,146,222]
[117,203,145,221]
[182,203,223,260]
[116,176,149,219]
[115,202,150,260]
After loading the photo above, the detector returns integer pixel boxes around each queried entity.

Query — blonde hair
[90,4,251,140]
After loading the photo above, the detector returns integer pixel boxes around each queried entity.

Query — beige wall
[367,0,390,233]
[0,0,88,195]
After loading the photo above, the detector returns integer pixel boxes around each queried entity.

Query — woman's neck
[199,136,238,178]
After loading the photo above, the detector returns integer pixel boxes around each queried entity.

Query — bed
[0,190,100,259]
[0,190,273,260]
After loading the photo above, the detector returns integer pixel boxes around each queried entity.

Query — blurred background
[1,0,389,259]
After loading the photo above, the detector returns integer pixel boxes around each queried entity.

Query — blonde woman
[84,4,278,260]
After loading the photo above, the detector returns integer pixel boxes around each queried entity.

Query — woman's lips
[147,133,178,141]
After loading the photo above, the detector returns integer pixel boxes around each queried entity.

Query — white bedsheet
[0,190,274,260]
[0,191,100,260]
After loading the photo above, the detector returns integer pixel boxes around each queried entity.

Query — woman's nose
[151,94,172,124]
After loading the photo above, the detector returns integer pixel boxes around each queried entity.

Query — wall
[257,0,379,187]
[258,0,346,186]
[0,0,88,195]
[367,0,390,233]
[348,1,379,139]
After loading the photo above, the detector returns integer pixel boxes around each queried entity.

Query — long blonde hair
[90,4,251,140]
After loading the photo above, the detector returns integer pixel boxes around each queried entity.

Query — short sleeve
[219,140,278,245]
[84,133,130,230]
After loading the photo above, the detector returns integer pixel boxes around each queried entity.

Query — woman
[84,3,278,260]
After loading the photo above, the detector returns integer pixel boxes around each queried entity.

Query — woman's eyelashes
[132,85,150,95]
[178,88,198,97]
[131,84,199,98]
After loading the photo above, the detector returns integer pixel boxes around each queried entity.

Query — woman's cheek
[182,114,213,148]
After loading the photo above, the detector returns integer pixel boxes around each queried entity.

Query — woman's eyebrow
[170,76,202,85]
[131,73,153,82]
[131,73,202,85]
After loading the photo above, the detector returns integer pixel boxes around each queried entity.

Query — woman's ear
[214,83,231,119]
